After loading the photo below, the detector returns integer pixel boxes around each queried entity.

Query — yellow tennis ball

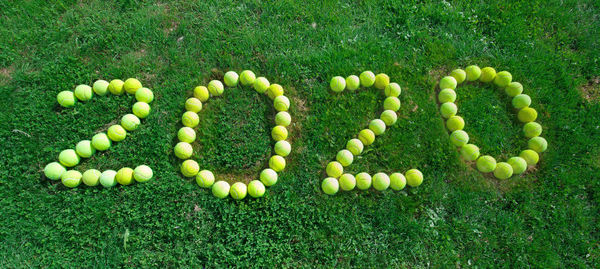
[271,125,288,141]
[61,170,82,188]
[528,137,547,153]
[476,155,497,173]
[273,95,290,112]
[380,110,398,126]
[450,130,469,147]
[390,173,406,190]
[82,169,101,186]
[438,88,457,103]
[460,144,480,161]
[505,82,523,97]
[208,80,224,96]
[269,155,286,172]
[345,75,360,91]
[267,84,284,100]
[74,84,93,101]
[212,181,231,199]
[346,139,364,155]
[239,70,256,86]
[121,114,141,131]
[174,142,193,159]
[446,116,465,131]
[384,83,401,97]
[116,167,134,185]
[383,96,401,111]
[493,162,513,180]
[321,177,339,195]
[92,80,109,96]
[355,172,372,190]
[182,111,200,127]
[520,149,539,165]
[512,94,531,109]
[493,71,512,88]
[107,125,127,142]
[518,107,538,123]
[439,76,457,90]
[135,87,154,103]
[193,86,210,101]
[57,91,76,107]
[196,170,215,188]
[75,140,96,158]
[123,78,142,94]
[133,165,153,182]
[99,170,118,188]
[405,169,423,187]
[336,149,354,167]
[508,157,528,174]
[465,65,481,81]
[372,172,390,191]
[181,159,200,177]
[274,140,291,157]
[260,168,278,186]
[450,69,466,84]
[440,102,458,118]
[275,111,291,127]
[91,133,111,151]
[247,180,266,198]
[523,122,542,138]
[185,97,203,112]
[44,162,66,180]
[359,71,376,87]
[326,161,343,178]
[339,173,356,191]
[230,182,248,200]
[330,76,346,92]
[224,71,239,87]
[108,79,125,95]
[59,149,80,167]
[132,102,151,118]
[253,77,270,93]
[374,73,390,90]
[479,67,496,83]
[358,129,375,146]
[177,127,196,143]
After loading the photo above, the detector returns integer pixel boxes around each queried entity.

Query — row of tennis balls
[56,78,154,108]
[43,164,153,188]
[181,169,283,199]
[322,170,423,195]
[330,71,403,111]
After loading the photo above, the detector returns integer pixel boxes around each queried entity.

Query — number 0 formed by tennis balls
[321,72,424,196]
[437,66,547,180]
[43,78,155,188]
[175,70,292,200]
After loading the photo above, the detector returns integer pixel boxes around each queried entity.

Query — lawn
[1,0,599,267]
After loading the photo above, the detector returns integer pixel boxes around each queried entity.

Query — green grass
[1,0,599,267]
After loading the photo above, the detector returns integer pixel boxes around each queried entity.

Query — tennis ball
[75,140,96,158]
[274,95,290,112]
[174,142,193,159]
[438,88,457,103]
[135,87,154,103]
[512,94,532,109]
[224,71,239,87]
[121,114,141,131]
[132,102,151,118]
[465,65,481,81]
[372,173,390,191]
[346,75,360,91]
[493,71,512,88]
[253,77,270,93]
[82,169,101,186]
[528,137,548,153]
[116,167,134,185]
[57,91,76,107]
[93,80,109,96]
[508,157,528,174]
[230,182,248,200]
[275,111,292,127]
[450,130,469,147]
[446,116,465,131]
[336,149,354,167]
[181,159,200,177]
[182,111,200,127]
[212,181,230,199]
[380,110,398,126]
[99,170,117,188]
[493,162,513,179]
[59,149,80,167]
[505,82,523,97]
[107,125,127,142]
[267,84,284,100]
[133,165,153,182]
[450,69,467,84]
[369,119,386,136]
[346,139,364,155]
[518,107,538,123]
[61,170,82,188]
[260,168,278,186]
[520,149,539,165]
[355,172,372,190]
[358,129,375,146]
[374,73,390,90]
[439,76,457,90]
[330,76,346,92]
[239,70,256,86]
[208,80,224,96]
[269,155,286,172]
[390,173,406,190]
[273,140,292,157]
[271,125,288,141]
[326,161,344,178]
[74,85,93,101]
[440,102,458,118]
[405,169,423,187]
[476,155,497,173]
[339,173,356,191]
[359,71,376,87]
[185,97,203,112]
[108,79,125,95]
[178,127,196,143]
[248,180,266,198]
[196,170,215,188]
[194,86,210,102]
[322,177,339,195]
[460,144,480,161]
[479,67,496,83]
[383,96,401,112]
[44,162,66,180]
[91,133,111,151]
[384,83,401,97]
[523,122,542,138]
[123,78,142,94]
